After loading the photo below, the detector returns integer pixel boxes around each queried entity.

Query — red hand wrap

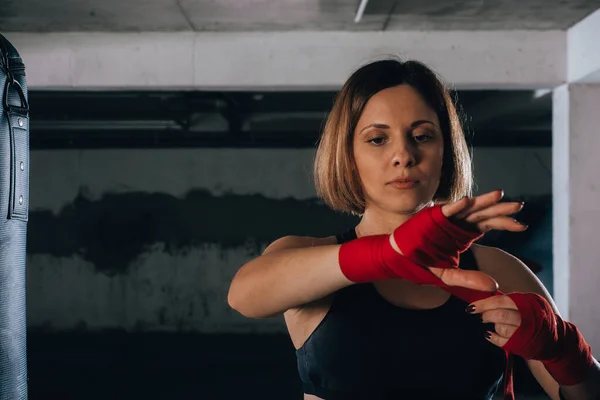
[337,204,595,399]
[339,204,482,284]
[503,293,594,386]
[338,231,496,302]
[394,205,483,269]
[339,234,450,284]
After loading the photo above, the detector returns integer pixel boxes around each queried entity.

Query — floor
[26,332,548,400]
[28,332,301,400]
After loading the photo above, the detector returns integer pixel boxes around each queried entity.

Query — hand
[442,189,527,233]
[425,264,499,293]
[390,191,520,293]
[466,294,521,347]
[388,190,525,293]
[466,292,594,389]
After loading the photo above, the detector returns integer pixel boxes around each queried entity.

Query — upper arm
[471,244,561,400]
[471,244,559,313]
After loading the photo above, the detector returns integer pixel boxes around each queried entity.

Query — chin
[385,199,431,215]
[386,190,436,214]
[365,187,436,215]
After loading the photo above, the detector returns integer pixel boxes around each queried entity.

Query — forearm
[228,244,352,318]
[559,358,600,400]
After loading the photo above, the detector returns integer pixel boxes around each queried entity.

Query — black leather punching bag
[0,33,29,399]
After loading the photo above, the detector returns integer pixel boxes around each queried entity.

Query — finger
[492,323,519,339]
[474,216,528,233]
[429,267,498,292]
[481,309,522,326]
[468,295,518,313]
[485,330,509,347]
[464,202,524,224]
[441,196,473,218]
[454,189,504,219]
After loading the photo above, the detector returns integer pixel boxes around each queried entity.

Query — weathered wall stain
[27,188,359,275]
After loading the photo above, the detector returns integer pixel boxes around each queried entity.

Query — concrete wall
[26,147,552,333]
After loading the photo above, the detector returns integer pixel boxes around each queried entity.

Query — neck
[355,202,431,237]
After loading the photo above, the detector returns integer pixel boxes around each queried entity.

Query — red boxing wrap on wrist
[338,205,494,301]
[338,204,482,283]
[338,234,451,284]
[503,293,594,386]
[394,205,483,269]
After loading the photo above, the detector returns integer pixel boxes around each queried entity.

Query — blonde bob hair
[313,58,473,215]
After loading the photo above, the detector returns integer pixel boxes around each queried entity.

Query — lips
[388,178,419,189]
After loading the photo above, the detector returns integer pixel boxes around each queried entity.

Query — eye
[367,136,386,146]
[413,133,433,143]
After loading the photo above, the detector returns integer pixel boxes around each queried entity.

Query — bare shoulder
[262,234,338,255]
[470,244,558,312]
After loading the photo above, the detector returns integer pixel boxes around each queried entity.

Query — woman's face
[353,84,445,215]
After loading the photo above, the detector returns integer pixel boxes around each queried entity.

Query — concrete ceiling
[0,0,598,32]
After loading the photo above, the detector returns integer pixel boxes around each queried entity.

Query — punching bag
[0,34,29,399]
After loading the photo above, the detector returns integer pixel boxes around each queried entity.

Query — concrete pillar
[552,83,600,352]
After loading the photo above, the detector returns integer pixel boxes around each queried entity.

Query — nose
[391,139,417,168]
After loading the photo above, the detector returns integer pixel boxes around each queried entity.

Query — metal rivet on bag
[18,118,23,127]
[20,162,24,171]
[19,196,23,205]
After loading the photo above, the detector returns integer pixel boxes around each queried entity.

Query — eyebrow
[359,120,437,134]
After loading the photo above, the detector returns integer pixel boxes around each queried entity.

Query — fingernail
[484,331,492,340]
[465,305,476,313]
[514,219,528,228]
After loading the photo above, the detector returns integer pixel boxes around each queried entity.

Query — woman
[228,59,600,400]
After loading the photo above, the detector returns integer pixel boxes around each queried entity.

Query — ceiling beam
[6,30,566,90]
